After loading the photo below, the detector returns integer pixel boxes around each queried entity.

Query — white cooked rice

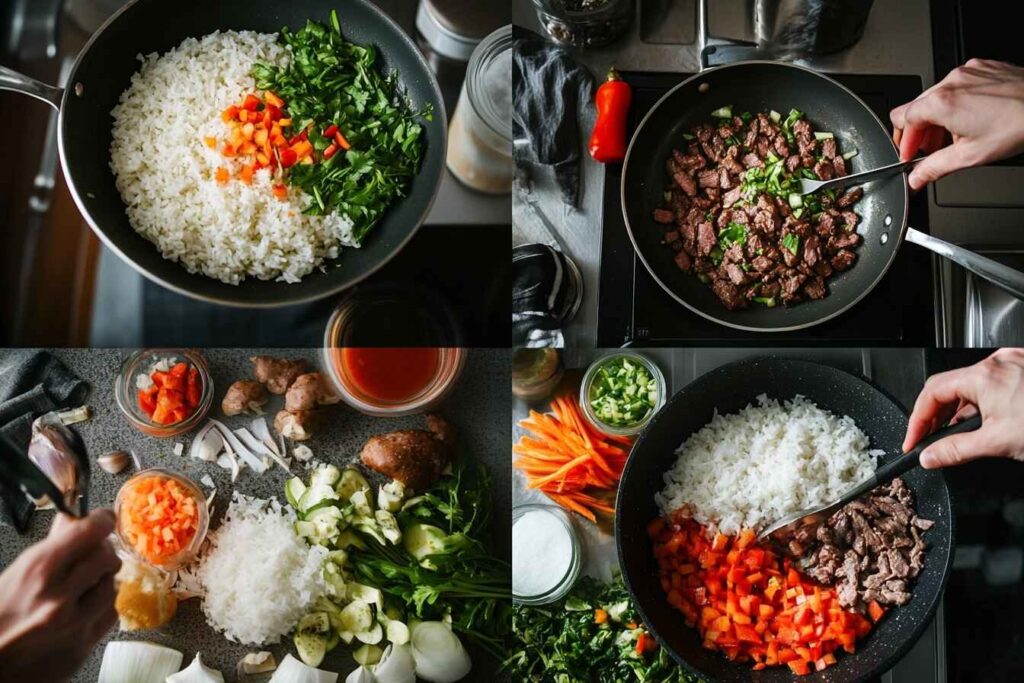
[196,493,326,645]
[110,31,356,285]
[656,395,882,535]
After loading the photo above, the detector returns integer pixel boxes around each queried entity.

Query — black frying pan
[0,0,446,308]
[615,358,953,682]
[621,61,1024,332]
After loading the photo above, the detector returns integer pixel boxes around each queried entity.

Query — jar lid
[466,25,513,143]
[416,0,506,62]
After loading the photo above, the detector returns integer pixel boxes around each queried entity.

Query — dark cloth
[0,351,88,531]
[512,27,594,207]
[512,244,582,347]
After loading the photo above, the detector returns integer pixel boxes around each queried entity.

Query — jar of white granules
[446,25,512,194]
[512,503,581,604]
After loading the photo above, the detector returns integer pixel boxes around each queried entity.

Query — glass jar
[114,349,214,439]
[447,25,512,194]
[512,348,564,401]
[531,0,635,48]
[512,503,582,605]
[579,351,666,437]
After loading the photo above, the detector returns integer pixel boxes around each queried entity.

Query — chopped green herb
[718,223,748,249]
[782,233,801,255]
[587,356,660,427]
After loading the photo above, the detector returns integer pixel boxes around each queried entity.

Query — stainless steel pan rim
[4,0,447,309]
[620,60,910,333]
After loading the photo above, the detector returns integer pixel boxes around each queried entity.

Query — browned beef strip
[785,154,801,173]
[804,277,827,299]
[697,222,716,256]
[913,518,935,531]
[653,209,675,224]
[754,137,770,158]
[743,152,764,169]
[814,159,835,180]
[751,255,774,273]
[798,135,817,157]
[821,138,838,159]
[725,263,748,286]
[773,134,790,157]
[674,250,692,272]
[723,186,744,207]
[743,119,760,148]
[829,232,862,251]
[711,278,746,310]
[717,123,736,139]
[836,187,864,208]
[792,118,812,139]
[831,249,856,271]
[719,168,735,190]
[698,169,719,188]
[833,154,847,176]
[803,235,820,267]
[674,171,697,196]
[837,551,861,608]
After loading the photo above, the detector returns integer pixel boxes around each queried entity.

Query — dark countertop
[0,348,511,682]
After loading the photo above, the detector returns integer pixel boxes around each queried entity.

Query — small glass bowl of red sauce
[323,346,466,417]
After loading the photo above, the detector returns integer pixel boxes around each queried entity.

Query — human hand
[890,59,1024,190]
[903,348,1024,469]
[0,510,121,682]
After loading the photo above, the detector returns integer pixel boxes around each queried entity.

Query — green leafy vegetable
[253,10,431,242]
[587,356,659,427]
[782,233,800,255]
[717,223,747,250]
[506,576,702,683]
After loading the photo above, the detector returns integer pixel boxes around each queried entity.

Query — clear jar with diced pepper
[115,349,214,438]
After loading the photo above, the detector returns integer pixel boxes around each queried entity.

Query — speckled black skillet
[615,357,953,683]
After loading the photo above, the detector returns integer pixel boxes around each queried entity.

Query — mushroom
[221,381,269,416]
[360,415,455,491]
[284,373,339,412]
[251,357,306,395]
[274,410,318,442]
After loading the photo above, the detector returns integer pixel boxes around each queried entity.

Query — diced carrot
[240,165,255,185]
[204,136,217,149]
[335,130,351,150]
[221,105,239,122]
[594,608,608,624]
[215,167,230,184]
[264,91,285,108]
[272,184,288,200]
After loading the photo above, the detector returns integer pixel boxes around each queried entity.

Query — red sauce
[338,347,441,402]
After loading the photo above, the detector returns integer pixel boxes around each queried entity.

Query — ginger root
[284,373,339,412]
[251,356,307,395]
[274,409,318,442]
[221,380,269,416]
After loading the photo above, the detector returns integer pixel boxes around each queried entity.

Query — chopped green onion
[769,110,781,123]
[792,207,804,219]
[814,131,834,140]
[711,105,733,119]
[842,148,859,160]
[782,233,800,255]
[766,151,780,164]
[788,193,803,209]
[710,246,724,265]
[718,223,748,249]
[587,356,660,427]
[682,133,695,140]
[740,111,753,122]
[753,296,777,307]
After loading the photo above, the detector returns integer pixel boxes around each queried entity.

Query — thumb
[907,143,972,190]
[919,429,992,469]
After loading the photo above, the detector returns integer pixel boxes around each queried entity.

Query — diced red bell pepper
[138,388,157,416]
[242,94,261,112]
[186,366,201,407]
[323,144,339,160]
[323,124,339,138]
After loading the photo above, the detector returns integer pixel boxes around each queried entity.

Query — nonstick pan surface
[622,62,909,332]
[615,358,953,682]
[22,0,446,307]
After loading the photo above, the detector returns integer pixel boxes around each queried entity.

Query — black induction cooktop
[597,71,935,347]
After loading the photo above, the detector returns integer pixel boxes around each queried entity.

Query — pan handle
[0,66,63,111]
[906,227,1024,301]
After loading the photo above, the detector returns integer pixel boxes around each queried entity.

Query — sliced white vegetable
[788,193,802,209]
[353,644,383,667]
[98,641,183,683]
[403,524,447,562]
[345,667,376,683]
[235,427,291,473]
[339,599,374,633]
[813,131,834,140]
[355,622,384,645]
[268,654,338,683]
[350,489,373,517]
[410,622,471,683]
[166,652,224,683]
[372,644,415,683]
[769,109,781,123]
[842,148,859,160]
[348,583,384,607]
[293,444,314,462]
[250,417,280,456]
[377,481,404,512]
[173,442,184,457]
[311,464,342,489]
[190,423,222,463]
[208,419,268,473]
[216,447,241,483]
[710,105,732,118]
[385,620,410,646]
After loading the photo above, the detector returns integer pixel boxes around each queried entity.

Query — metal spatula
[798,156,926,196]
[759,414,982,550]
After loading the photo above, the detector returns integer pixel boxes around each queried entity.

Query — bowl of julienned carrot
[513,393,634,522]
[115,469,208,570]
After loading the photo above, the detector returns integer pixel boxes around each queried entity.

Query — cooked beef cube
[833,154,847,176]
[662,230,680,244]
[803,277,826,299]
[695,124,713,142]
[773,134,789,157]
[724,244,744,264]
[782,272,807,298]
[754,210,780,235]
[821,138,838,159]
[674,250,693,272]
[785,154,801,173]
[829,232,862,251]
[725,262,748,285]
[803,235,820,267]
[653,208,675,224]
[792,118,812,139]
[675,150,706,173]
[698,169,719,188]
[754,137,770,158]
[752,255,774,272]
[742,152,763,169]
[800,152,815,169]
[913,518,935,531]
[722,186,744,207]
[704,187,721,201]
[674,171,697,196]
[722,148,744,175]
[816,212,836,237]
[719,168,735,190]
[717,123,736,139]
[814,159,835,180]
[836,187,864,208]
[678,216,698,245]
[711,278,746,310]
[697,222,716,256]
[797,135,817,156]
[743,119,760,148]
[814,260,834,278]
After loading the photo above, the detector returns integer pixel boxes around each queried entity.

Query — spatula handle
[875,414,984,483]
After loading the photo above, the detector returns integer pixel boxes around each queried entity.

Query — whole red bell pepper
[589,67,632,164]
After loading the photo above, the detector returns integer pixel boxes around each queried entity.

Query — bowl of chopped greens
[580,352,666,436]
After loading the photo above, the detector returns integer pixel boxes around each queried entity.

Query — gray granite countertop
[0,348,511,683]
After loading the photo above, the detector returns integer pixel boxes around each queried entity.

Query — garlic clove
[98,451,130,475]
[237,651,277,679]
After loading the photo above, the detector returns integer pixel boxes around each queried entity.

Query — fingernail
[919,449,937,468]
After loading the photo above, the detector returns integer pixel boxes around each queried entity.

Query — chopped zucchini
[336,468,372,503]
[298,483,338,515]
[710,105,732,119]
[336,530,367,551]
[377,480,405,512]
[348,584,384,608]
[355,622,384,645]
[403,523,447,563]
[339,599,374,634]
[813,131,834,140]
[769,110,781,123]
[294,613,330,667]
[842,148,859,160]
[310,464,341,489]
[284,477,306,509]
[385,620,410,645]
[353,644,383,667]
[374,510,402,544]
[350,489,373,517]
[788,193,802,209]
[294,520,316,539]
